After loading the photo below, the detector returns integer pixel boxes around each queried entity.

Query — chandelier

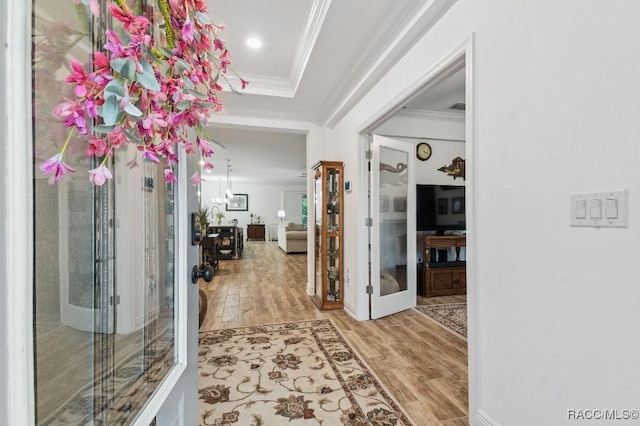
[212,160,234,205]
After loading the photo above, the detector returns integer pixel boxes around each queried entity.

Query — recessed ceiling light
[246,38,262,49]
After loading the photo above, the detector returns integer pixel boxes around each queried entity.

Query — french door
[370,135,416,319]
[29,1,198,424]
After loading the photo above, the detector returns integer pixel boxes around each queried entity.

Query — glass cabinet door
[312,161,344,310]
[314,173,323,301]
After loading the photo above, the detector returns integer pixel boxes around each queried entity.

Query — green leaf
[123,129,142,144]
[101,96,119,126]
[124,101,143,117]
[159,47,175,58]
[174,58,191,74]
[104,80,125,99]
[120,31,131,46]
[176,100,192,110]
[144,45,162,63]
[92,125,115,135]
[120,59,136,81]
[136,59,161,91]
[184,88,208,100]
[195,12,210,24]
[182,76,194,90]
[110,58,128,73]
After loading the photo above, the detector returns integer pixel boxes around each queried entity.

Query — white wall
[375,110,466,185]
[376,112,465,141]
[283,191,306,224]
[328,0,640,424]
[200,180,306,236]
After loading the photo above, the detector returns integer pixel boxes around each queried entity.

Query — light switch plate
[570,190,628,227]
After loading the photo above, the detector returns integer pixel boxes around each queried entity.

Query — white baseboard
[476,409,500,426]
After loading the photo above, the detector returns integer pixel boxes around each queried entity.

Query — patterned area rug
[414,303,467,338]
[198,319,414,425]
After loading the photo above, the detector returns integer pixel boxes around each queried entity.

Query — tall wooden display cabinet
[311,161,344,310]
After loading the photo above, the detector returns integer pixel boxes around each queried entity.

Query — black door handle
[191,263,214,283]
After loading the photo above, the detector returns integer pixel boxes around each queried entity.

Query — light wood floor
[198,240,468,426]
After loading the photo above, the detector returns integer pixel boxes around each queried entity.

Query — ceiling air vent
[449,102,466,111]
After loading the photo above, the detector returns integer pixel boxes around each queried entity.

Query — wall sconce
[438,157,465,180]
[277,210,286,222]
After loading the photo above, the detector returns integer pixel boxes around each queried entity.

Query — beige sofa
[277,222,307,253]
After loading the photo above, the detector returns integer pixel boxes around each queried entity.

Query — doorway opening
[359,36,475,416]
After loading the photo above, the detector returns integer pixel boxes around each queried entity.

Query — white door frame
[356,35,477,421]
[1,0,36,424]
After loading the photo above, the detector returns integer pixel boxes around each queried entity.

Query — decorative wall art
[452,196,465,214]
[437,198,448,214]
[226,194,248,211]
[380,195,389,212]
[393,197,407,212]
[438,157,466,180]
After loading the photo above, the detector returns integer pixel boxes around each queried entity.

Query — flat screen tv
[416,184,466,232]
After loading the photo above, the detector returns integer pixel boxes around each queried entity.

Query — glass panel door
[32,1,177,423]
[32,1,100,421]
[314,174,323,300]
[370,135,416,319]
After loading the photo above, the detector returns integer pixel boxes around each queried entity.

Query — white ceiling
[203,0,462,186]
[201,127,307,186]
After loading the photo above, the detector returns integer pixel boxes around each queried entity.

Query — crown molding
[323,0,458,128]
[226,73,294,98]
[289,0,332,94]
[225,0,332,99]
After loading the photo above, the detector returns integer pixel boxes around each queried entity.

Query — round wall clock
[416,142,432,161]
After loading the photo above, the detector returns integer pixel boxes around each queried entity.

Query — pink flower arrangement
[40,0,248,186]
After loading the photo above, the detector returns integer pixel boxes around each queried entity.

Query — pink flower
[53,100,89,134]
[139,146,160,164]
[183,141,196,154]
[85,137,107,157]
[65,60,91,97]
[104,30,124,56]
[40,153,76,184]
[191,171,202,186]
[50,1,246,187]
[83,98,99,118]
[181,17,194,42]
[88,164,113,186]
[204,161,214,170]
[93,51,110,72]
[107,126,130,148]
[164,168,178,183]
[108,3,150,33]
[141,113,168,132]
[194,0,208,11]
[197,137,214,157]
[213,37,225,51]
[212,98,224,113]
[218,50,231,72]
